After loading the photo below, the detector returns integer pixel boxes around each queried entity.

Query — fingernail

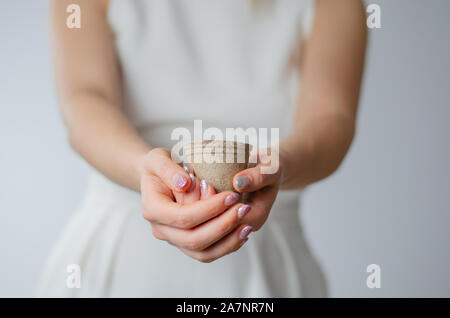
[188,173,195,191]
[237,205,251,219]
[239,226,253,240]
[173,173,188,190]
[200,179,207,197]
[235,176,250,190]
[224,192,239,206]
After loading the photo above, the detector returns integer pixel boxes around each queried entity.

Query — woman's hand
[232,148,283,230]
[140,148,253,263]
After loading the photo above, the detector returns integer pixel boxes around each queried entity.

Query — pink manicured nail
[237,205,251,219]
[173,173,188,190]
[239,226,253,240]
[200,180,207,197]
[224,193,239,206]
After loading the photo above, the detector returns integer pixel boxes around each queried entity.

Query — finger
[146,148,192,193]
[179,224,253,263]
[233,165,279,193]
[153,202,252,251]
[174,172,201,204]
[240,186,278,231]
[200,180,216,199]
[247,185,278,209]
[142,188,241,229]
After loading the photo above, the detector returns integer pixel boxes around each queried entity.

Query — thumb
[146,148,192,193]
[233,165,279,193]
[233,147,281,192]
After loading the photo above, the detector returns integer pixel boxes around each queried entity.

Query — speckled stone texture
[183,140,252,194]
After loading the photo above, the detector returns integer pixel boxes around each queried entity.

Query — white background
[1,0,449,297]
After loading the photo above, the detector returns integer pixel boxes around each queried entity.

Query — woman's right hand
[140,148,253,263]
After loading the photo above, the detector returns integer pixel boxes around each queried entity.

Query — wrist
[133,148,152,192]
[278,134,314,189]
[278,145,292,188]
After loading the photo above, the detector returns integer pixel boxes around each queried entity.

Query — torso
[107,0,315,148]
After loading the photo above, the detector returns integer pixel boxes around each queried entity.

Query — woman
[38,0,366,297]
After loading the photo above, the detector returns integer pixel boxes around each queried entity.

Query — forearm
[277,0,365,190]
[62,91,151,192]
[49,1,149,191]
[279,112,355,189]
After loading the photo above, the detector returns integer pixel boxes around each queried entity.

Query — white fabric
[37,0,327,297]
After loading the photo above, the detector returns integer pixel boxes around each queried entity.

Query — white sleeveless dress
[37,0,327,297]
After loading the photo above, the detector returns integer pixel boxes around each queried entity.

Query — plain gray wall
[1,0,449,297]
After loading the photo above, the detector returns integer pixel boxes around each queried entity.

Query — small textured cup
[183,140,252,195]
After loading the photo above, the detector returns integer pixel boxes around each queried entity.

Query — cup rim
[183,139,252,155]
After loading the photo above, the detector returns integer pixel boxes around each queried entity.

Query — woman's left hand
[232,148,283,231]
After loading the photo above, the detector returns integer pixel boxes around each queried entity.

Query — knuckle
[185,235,202,251]
[147,148,171,173]
[218,214,238,234]
[151,227,164,240]
[196,254,214,263]
[256,171,266,186]
[174,212,192,229]
[160,159,174,176]
[141,202,154,222]
[147,148,161,164]
[151,147,169,157]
